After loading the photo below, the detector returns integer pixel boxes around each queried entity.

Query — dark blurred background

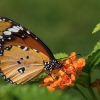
[0,0,100,100]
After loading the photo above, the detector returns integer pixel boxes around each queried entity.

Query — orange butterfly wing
[0,46,47,84]
[0,17,54,61]
[0,17,55,84]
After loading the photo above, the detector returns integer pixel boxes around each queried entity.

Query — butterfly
[0,17,62,84]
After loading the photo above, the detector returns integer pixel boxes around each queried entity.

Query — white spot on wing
[8,28,19,32]
[26,30,30,34]
[2,39,4,41]
[6,48,8,50]
[19,26,23,30]
[0,19,2,22]
[3,18,5,21]
[18,69,23,73]
[17,26,23,30]
[35,37,38,40]
[3,31,12,35]
[13,26,20,30]
[8,37,11,40]
[18,46,21,48]
[9,20,12,22]
[33,49,38,52]
[23,47,28,51]
[0,36,3,39]
[22,35,25,38]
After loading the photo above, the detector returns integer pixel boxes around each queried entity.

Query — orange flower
[92,79,100,95]
[39,52,85,91]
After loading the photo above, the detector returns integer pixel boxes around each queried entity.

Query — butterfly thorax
[44,59,62,72]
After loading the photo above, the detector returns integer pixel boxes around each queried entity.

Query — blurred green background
[0,0,100,100]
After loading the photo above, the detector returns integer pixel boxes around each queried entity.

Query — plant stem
[88,68,98,100]
[87,86,98,100]
[74,85,87,100]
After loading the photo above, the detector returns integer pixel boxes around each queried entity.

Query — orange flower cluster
[40,52,85,91]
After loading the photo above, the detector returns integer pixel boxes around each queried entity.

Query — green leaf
[92,23,100,34]
[83,41,100,73]
[54,53,68,60]
[92,41,100,51]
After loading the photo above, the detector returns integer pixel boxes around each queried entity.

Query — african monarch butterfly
[0,17,62,84]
